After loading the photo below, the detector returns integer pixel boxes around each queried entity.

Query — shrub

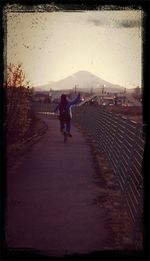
[4,63,33,145]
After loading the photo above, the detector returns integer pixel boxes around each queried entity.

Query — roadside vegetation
[4,63,46,157]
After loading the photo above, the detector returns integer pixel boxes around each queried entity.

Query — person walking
[54,92,80,137]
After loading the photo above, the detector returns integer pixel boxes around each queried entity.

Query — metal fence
[72,105,145,229]
[32,101,55,116]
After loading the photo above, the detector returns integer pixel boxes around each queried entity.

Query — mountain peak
[36,71,124,91]
[74,70,97,77]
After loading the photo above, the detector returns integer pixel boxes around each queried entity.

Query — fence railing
[32,101,55,116]
[72,105,145,231]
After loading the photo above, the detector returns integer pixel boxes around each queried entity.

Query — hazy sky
[6,9,143,88]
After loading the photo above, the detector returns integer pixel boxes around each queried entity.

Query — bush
[4,63,33,145]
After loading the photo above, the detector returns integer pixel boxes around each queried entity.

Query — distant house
[97,96,114,105]
[32,92,51,103]
[80,93,127,106]
[97,93,126,106]
[132,86,142,102]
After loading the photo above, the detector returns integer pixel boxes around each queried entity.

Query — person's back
[59,98,70,122]
[54,93,80,137]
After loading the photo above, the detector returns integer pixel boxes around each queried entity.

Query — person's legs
[60,119,64,132]
[66,120,70,133]
[66,120,72,137]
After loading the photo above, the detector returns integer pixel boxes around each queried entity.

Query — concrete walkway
[6,118,114,257]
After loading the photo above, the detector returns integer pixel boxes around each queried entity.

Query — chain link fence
[72,105,145,247]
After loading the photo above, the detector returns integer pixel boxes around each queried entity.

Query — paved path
[6,118,113,257]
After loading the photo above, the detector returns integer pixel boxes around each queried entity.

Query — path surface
[6,118,113,257]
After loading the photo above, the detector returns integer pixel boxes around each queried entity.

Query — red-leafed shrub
[4,63,33,145]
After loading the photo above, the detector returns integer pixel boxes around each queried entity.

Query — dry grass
[78,127,143,250]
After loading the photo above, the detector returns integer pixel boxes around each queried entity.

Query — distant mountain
[34,81,54,91]
[35,71,124,92]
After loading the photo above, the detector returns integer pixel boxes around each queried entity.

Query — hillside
[35,71,124,92]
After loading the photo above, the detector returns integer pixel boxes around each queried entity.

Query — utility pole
[74,85,77,94]
[90,87,93,95]
[102,84,105,94]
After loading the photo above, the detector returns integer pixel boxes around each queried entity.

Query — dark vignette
[1,0,7,260]
[1,0,150,260]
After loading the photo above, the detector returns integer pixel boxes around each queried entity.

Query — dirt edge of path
[75,124,142,250]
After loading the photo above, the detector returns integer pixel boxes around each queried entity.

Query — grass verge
[75,124,143,250]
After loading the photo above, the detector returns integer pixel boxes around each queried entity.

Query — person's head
[61,94,67,103]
